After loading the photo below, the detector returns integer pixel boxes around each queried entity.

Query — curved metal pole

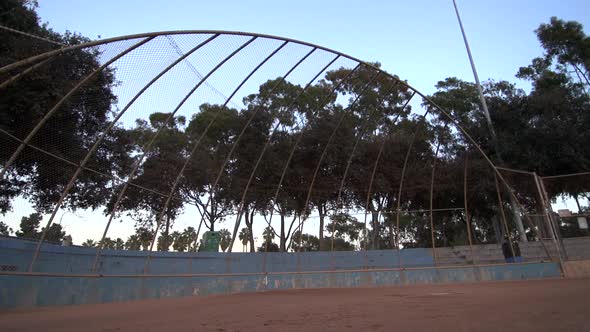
[264,63,362,252]
[428,124,448,266]
[97,36,256,273]
[0,127,184,203]
[141,40,288,268]
[225,47,319,251]
[331,80,401,251]
[297,71,382,251]
[2,28,525,201]
[2,37,154,183]
[0,58,53,89]
[362,93,416,251]
[394,109,431,271]
[90,34,221,271]
[163,41,300,256]
[24,37,155,272]
[2,29,530,262]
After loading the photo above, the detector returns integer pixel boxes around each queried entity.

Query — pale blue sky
[36,0,590,94]
[6,0,587,248]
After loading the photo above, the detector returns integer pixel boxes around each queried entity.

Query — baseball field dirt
[2,278,588,331]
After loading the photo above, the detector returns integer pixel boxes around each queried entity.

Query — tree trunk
[492,215,503,243]
[280,214,286,252]
[228,204,248,252]
[388,216,395,249]
[371,211,379,250]
[318,203,325,251]
[574,194,582,213]
[246,210,255,252]
[163,215,170,251]
[508,196,527,242]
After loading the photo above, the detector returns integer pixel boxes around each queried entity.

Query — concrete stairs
[433,236,590,266]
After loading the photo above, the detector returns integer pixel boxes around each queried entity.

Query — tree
[325,212,363,249]
[15,212,42,239]
[43,223,65,243]
[157,233,174,251]
[182,227,199,252]
[238,227,251,252]
[290,231,320,252]
[170,231,184,252]
[82,239,97,247]
[0,221,13,236]
[534,17,590,87]
[323,237,356,251]
[0,0,133,213]
[262,226,275,244]
[182,104,240,233]
[218,228,231,252]
[257,242,279,252]
[99,237,114,249]
[109,113,187,251]
[125,234,141,251]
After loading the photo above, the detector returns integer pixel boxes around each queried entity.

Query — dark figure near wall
[502,240,523,263]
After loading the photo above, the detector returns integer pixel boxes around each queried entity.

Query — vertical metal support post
[494,172,516,259]
[535,174,568,266]
[463,151,476,264]
[452,0,527,242]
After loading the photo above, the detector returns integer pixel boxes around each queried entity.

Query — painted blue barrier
[0,237,434,274]
[0,262,560,308]
[0,237,561,309]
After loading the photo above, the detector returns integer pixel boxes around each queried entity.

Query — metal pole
[494,172,516,260]
[463,151,476,264]
[535,174,568,262]
[429,126,447,266]
[452,0,527,242]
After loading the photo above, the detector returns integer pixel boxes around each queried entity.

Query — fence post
[533,173,567,274]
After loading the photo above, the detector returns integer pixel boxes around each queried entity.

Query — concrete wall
[0,263,560,309]
[563,260,590,279]
[0,236,566,309]
[0,237,434,274]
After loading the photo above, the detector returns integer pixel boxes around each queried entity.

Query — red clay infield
[2,278,588,331]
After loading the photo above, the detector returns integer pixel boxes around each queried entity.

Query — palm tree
[82,239,96,247]
[262,226,277,251]
[238,227,250,252]
[114,238,125,250]
[219,228,231,252]
[262,226,275,243]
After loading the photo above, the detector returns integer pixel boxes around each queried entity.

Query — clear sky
[6,0,587,249]
[36,0,590,95]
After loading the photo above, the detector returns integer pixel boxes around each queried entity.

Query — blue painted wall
[0,237,561,309]
[0,263,560,308]
[0,237,434,274]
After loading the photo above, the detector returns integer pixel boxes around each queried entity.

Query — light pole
[452,0,527,242]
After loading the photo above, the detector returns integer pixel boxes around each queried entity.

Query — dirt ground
[2,278,589,332]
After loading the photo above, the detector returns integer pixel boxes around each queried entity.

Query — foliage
[290,231,320,252]
[218,228,231,252]
[0,0,132,214]
[238,227,251,251]
[15,212,42,239]
[0,221,13,236]
[257,241,279,252]
[82,239,96,247]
